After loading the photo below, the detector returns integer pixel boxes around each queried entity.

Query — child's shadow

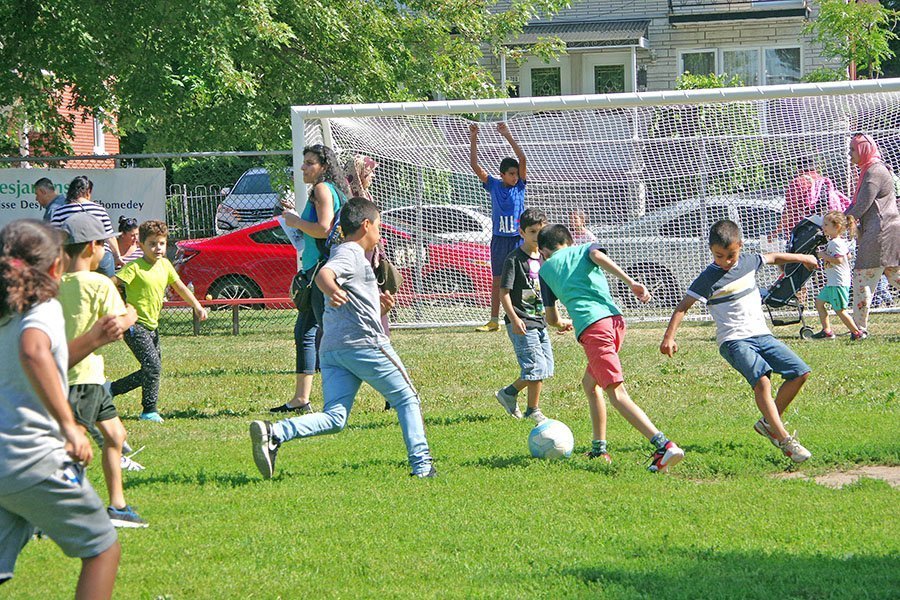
[124,470,255,489]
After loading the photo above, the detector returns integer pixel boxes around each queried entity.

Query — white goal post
[291,79,900,328]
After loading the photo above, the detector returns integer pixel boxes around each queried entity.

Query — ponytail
[0,220,63,319]
[823,210,857,240]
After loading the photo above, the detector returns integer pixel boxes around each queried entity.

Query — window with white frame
[92,117,106,155]
[679,46,801,86]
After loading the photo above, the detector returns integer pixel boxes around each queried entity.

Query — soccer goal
[291,79,900,328]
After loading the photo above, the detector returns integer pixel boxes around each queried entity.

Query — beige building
[488,0,843,95]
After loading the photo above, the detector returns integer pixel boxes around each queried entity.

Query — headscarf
[345,154,379,200]
[851,133,885,202]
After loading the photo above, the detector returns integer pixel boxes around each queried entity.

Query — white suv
[215,167,287,236]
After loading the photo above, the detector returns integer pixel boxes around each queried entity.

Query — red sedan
[174,218,493,308]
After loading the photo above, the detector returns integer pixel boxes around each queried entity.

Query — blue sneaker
[139,412,164,423]
[107,505,148,528]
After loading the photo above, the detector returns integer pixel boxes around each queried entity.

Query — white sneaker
[753,418,780,448]
[525,408,547,424]
[779,433,811,463]
[121,455,145,472]
[494,388,522,419]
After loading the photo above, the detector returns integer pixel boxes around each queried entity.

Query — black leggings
[111,323,161,414]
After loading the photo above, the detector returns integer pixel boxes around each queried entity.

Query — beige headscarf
[345,154,379,200]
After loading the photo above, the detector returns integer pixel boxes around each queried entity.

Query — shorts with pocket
[69,384,118,429]
[506,325,555,381]
[719,334,811,388]
[578,315,626,389]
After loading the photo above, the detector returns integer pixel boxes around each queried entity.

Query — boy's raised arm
[497,122,526,181]
[315,267,348,307]
[660,295,698,357]
[469,124,489,183]
[763,252,818,270]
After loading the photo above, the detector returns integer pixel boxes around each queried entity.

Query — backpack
[813,177,851,214]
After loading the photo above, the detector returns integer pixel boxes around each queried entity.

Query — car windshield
[232,173,274,195]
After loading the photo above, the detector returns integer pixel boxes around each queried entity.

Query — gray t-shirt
[320,242,390,352]
[823,237,852,288]
[687,254,771,346]
[0,300,69,494]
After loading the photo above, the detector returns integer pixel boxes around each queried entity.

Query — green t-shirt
[538,244,621,340]
[59,271,127,385]
[115,257,179,330]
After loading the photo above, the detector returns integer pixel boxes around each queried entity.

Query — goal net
[292,80,900,328]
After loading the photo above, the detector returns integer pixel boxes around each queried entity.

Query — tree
[803,0,900,80]
[0,0,570,155]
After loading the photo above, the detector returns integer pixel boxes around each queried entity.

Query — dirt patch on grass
[774,466,900,489]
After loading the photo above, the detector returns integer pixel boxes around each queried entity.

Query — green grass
[9,318,900,599]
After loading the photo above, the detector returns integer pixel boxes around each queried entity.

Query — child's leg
[96,418,127,509]
[271,356,361,443]
[359,345,433,475]
[815,298,831,332]
[582,370,606,442]
[490,277,501,321]
[752,376,789,441]
[758,335,811,433]
[773,372,809,417]
[110,325,161,414]
[524,380,542,410]
[603,382,659,441]
[76,542,120,600]
[834,309,860,335]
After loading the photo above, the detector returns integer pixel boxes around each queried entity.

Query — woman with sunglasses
[115,216,143,265]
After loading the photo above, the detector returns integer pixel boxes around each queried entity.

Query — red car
[174,218,493,308]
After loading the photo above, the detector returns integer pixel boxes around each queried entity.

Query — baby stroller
[760,215,826,339]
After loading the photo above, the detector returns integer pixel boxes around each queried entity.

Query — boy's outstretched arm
[588,248,650,303]
[469,124,488,183]
[316,267,348,307]
[544,304,572,332]
[660,295,698,357]
[497,122,526,181]
[763,252,818,270]
[171,279,208,321]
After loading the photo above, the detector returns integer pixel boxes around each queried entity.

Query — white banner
[0,168,166,229]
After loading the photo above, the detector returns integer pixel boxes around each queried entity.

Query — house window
[530,68,562,96]
[764,47,801,85]
[722,49,760,86]
[679,47,802,85]
[92,118,106,155]
[594,65,626,94]
[681,50,716,76]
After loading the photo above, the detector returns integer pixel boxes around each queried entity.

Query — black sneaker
[584,450,612,463]
[269,402,312,414]
[250,420,280,479]
[811,330,835,340]
[107,505,149,528]
[411,465,437,478]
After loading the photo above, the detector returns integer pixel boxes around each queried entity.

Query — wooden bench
[163,297,293,335]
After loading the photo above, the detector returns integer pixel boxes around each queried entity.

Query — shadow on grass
[125,470,255,489]
[562,550,899,599]
[462,453,622,476]
[168,367,294,378]
[122,408,251,420]
[347,412,494,432]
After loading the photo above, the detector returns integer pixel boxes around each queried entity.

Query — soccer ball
[528,419,574,460]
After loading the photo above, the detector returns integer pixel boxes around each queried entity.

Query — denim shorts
[506,325,555,381]
[719,334,810,388]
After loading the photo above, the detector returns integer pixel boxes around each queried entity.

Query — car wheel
[208,276,262,310]
[419,270,476,308]
[615,264,681,309]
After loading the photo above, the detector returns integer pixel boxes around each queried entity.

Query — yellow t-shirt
[59,271,127,385]
[115,257,179,331]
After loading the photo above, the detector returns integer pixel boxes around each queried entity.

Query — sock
[650,432,669,451]
[503,384,519,396]
[122,441,133,455]
[490,317,499,323]
[524,407,540,417]
[592,439,607,454]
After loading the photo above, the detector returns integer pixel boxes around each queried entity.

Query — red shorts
[578,315,626,389]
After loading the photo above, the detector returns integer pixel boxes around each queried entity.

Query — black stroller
[760,215,827,339]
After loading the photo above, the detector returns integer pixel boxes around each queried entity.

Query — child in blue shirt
[661,219,817,463]
[469,122,527,332]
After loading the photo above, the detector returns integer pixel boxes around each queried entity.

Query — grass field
[9,317,900,599]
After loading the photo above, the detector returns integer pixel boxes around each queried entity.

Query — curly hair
[823,211,858,239]
[0,220,63,319]
[138,220,168,243]
[303,144,350,200]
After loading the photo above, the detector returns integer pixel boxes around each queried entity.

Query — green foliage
[0,0,570,155]
[674,72,744,90]
[804,0,900,79]
[801,67,850,83]
[8,320,900,598]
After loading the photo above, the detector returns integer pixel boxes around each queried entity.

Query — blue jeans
[273,344,433,475]
[719,334,810,388]
[96,249,115,277]
[506,325,554,381]
[293,267,326,374]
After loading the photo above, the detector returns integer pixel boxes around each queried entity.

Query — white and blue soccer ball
[528,419,574,460]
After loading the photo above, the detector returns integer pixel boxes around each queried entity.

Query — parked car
[215,167,289,236]
[591,194,784,307]
[382,205,492,244]
[175,218,493,308]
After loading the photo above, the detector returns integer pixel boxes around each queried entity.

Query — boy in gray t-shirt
[250,197,435,479]
[660,220,818,465]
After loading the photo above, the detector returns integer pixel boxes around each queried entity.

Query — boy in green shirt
[111,220,207,422]
[58,213,146,527]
